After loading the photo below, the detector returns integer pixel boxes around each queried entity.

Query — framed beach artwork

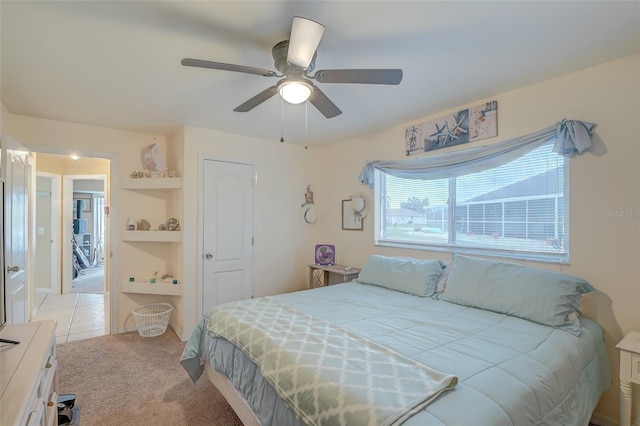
[405,101,498,156]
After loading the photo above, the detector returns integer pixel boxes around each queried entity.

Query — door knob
[205,253,213,260]
[7,265,19,273]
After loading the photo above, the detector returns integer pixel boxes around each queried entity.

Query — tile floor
[33,292,109,343]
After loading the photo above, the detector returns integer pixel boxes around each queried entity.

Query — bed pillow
[356,255,444,297]
[440,255,594,335]
[435,261,452,294]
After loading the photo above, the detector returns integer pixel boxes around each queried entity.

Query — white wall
[179,126,320,335]
[317,53,640,423]
[0,102,8,142]
[35,176,53,290]
[3,53,638,423]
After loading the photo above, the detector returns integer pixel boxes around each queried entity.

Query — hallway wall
[35,175,53,290]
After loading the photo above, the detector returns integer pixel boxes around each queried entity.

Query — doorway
[33,153,111,343]
[199,158,255,318]
[70,179,106,294]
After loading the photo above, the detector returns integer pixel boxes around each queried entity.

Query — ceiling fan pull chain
[305,101,308,135]
[304,101,309,149]
[280,97,285,143]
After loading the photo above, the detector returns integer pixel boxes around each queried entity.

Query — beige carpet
[56,329,242,426]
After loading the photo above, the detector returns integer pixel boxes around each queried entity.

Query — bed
[182,254,611,426]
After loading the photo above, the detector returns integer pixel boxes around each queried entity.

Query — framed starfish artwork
[405,100,497,155]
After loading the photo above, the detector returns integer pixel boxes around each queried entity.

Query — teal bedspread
[182,282,610,425]
[205,297,457,426]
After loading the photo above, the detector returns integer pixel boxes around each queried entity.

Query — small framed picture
[342,199,363,231]
[73,197,91,213]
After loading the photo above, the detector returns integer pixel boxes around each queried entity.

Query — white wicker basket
[131,302,173,337]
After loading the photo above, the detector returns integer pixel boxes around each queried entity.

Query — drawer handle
[45,362,52,369]
[47,401,55,407]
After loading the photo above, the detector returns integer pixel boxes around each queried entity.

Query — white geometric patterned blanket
[206,297,458,426]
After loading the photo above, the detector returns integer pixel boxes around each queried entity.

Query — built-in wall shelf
[121,177,182,190]
[121,281,181,296]
[121,230,181,242]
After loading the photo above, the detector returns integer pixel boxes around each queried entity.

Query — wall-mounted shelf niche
[121,230,181,242]
[121,177,182,190]
[121,281,181,296]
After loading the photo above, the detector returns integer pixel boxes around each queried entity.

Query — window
[375,140,568,262]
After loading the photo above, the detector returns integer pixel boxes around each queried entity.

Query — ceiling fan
[181,16,403,119]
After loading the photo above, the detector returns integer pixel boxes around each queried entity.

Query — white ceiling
[2,1,639,147]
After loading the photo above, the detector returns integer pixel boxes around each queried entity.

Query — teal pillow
[356,255,444,297]
[441,255,594,335]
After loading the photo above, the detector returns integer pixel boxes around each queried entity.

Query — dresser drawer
[1,321,58,426]
[27,369,45,412]
[44,391,58,426]
[25,397,45,426]
[39,356,57,397]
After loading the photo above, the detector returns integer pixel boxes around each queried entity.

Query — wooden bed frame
[204,362,260,426]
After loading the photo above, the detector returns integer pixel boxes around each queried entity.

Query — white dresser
[617,331,640,426]
[1,320,58,426]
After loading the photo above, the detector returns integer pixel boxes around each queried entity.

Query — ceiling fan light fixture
[287,17,325,69]
[279,79,313,104]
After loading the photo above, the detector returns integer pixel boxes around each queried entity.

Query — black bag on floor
[58,394,76,425]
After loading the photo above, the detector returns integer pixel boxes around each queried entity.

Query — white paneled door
[201,159,254,316]
[4,148,31,324]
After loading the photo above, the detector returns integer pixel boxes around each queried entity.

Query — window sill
[374,239,569,265]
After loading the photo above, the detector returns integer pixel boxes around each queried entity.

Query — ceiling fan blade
[286,17,325,69]
[181,58,277,77]
[309,85,342,119]
[313,69,403,85]
[233,85,279,112]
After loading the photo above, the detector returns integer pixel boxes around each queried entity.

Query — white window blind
[376,140,568,262]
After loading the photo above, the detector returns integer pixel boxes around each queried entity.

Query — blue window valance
[359,119,595,188]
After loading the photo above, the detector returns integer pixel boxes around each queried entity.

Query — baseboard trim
[168,321,184,341]
[591,412,618,426]
[116,323,182,338]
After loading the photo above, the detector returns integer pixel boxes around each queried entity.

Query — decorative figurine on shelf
[158,218,179,231]
[141,140,167,174]
[167,217,180,231]
[150,271,158,284]
[137,219,151,231]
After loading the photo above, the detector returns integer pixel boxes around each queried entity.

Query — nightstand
[616,331,640,426]
[308,264,360,288]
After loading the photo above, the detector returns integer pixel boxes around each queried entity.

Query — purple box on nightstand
[315,244,335,265]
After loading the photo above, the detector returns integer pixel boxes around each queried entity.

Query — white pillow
[435,261,452,293]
